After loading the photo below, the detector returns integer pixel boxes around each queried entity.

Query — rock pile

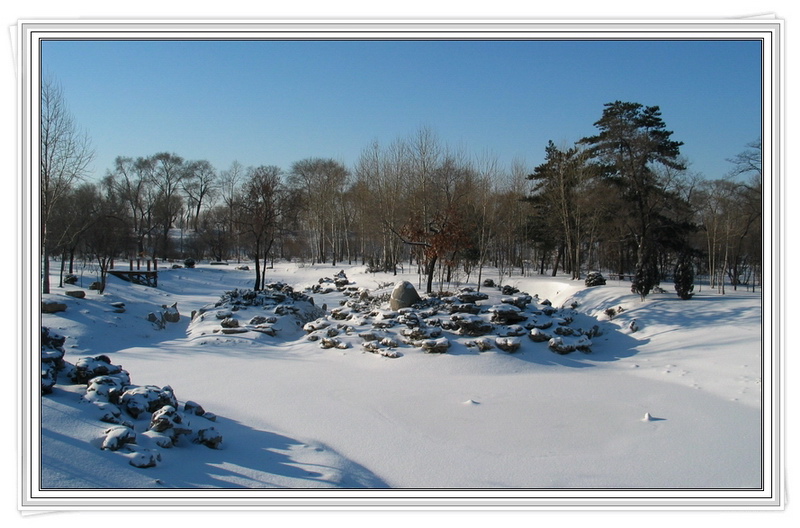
[41,327,67,394]
[189,284,325,341]
[41,328,223,469]
[300,278,601,359]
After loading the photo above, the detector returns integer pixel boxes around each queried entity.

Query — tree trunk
[425,255,438,294]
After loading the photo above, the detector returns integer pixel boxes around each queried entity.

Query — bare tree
[287,158,349,264]
[182,159,218,231]
[149,152,186,259]
[40,75,95,293]
[235,165,286,290]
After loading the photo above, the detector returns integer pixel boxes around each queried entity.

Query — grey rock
[390,281,422,311]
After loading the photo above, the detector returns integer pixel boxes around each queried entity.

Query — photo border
[17,17,785,511]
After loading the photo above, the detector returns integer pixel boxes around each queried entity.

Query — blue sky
[40,38,763,180]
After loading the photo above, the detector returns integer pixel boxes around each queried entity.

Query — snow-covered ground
[37,261,763,490]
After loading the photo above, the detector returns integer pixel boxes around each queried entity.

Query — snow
[36,262,764,490]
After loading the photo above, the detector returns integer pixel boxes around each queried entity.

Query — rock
[41,365,57,394]
[220,327,248,334]
[249,315,269,326]
[85,375,126,404]
[220,317,239,328]
[319,337,343,349]
[71,356,129,385]
[495,337,521,353]
[501,295,532,309]
[456,290,488,304]
[482,278,495,288]
[250,326,276,336]
[41,301,67,313]
[487,304,528,324]
[64,274,78,285]
[529,328,551,342]
[501,285,519,295]
[450,313,493,336]
[449,303,481,315]
[420,337,450,354]
[184,400,205,416]
[380,337,399,348]
[362,341,401,358]
[129,450,161,468]
[548,336,575,354]
[162,303,180,323]
[65,290,86,299]
[148,405,177,432]
[120,385,177,419]
[548,335,592,354]
[41,327,66,391]
[146,312,165,329]
[101,425,136,451]
[474,337,494,351]
[195,427,223,449]
[88,281,103,290]
[390,281,422,311]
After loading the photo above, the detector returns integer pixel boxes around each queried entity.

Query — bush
[184,258,196,268]
[584,272,606,287]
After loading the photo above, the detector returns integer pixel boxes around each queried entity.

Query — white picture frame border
[16,17,785,512]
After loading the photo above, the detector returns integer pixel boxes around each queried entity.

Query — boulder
[390,281,421,311]
[65,290,86,299]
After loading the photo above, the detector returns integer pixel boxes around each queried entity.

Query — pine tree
[580,101,685,300]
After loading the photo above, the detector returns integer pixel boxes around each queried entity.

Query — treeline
[41,94,762,299]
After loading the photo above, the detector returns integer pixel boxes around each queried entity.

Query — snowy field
[37,261,764,490]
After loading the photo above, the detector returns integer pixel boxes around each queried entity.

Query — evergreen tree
[580,101,685,300]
